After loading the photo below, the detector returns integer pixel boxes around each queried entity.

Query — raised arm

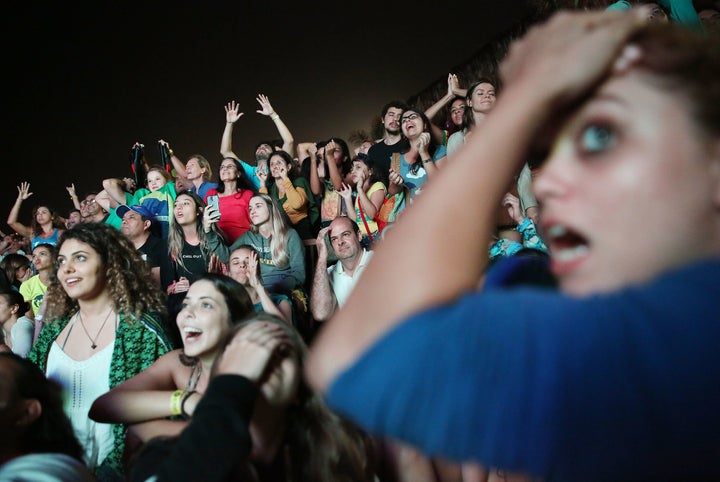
[66,183,81,210]
[102,177,131,206]
[256,94,295,157]
[302,143,324,196]
[324,140,344,191]
[306,9,650,391]
[7,182,34,238]
[220,101,244,160]
[425,74,467,145]
[160,139,186,179]
[310,227,338,321]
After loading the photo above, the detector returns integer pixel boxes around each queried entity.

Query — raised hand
[415,132,431,157]
[315,226,331,260]
[256,166,268,187]
[246,251,261,289]
[215,322,290,383]
[338,183,353,201]
[502,192,523,225]
[17,182,33,201]
[225,101,244,124]
[66,183,77,198]
[448,73,462,97]
[255,94,275,117]
[500,9,648,107]
[202,203,220,233]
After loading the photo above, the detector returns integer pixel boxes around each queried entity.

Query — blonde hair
[250,194,291,268]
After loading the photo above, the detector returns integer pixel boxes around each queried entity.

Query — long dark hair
[0,352,85,461]
[213,313,376,482]
[215,157,257,194]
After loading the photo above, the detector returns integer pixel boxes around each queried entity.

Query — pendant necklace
[77,308,114,349]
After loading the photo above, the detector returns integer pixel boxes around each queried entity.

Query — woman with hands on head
[338,155,387,247]
[131,313,375,482]
[228,245,293,324]
[7,182,64,250]
[89,274,254,461]
[307,8,720,480]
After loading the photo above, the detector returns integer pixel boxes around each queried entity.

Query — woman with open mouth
[307,8,720,481]
[89,273,254,470]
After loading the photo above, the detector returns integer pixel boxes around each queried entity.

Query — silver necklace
[77,308,114,349]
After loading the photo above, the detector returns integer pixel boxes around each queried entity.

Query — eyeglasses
[81,198,97,206]
[400,113,420,124]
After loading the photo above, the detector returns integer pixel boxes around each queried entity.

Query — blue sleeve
[326,260,720,479]
[433,144,447,161]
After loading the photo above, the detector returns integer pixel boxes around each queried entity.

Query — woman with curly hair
[130,313,375,482]
[28,222,173,481]
[7,182,65,249]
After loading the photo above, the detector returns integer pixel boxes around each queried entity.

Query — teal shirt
[606,0,702,31]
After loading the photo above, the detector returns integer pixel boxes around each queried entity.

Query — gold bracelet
[170,389,184,416]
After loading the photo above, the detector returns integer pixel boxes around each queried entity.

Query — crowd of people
[1,1,719,481]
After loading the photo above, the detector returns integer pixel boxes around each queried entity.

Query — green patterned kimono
[29,312,172,481]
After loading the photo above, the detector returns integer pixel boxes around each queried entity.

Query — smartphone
[206,195,219,212]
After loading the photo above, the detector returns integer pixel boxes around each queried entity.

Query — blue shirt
[327,257,720,480]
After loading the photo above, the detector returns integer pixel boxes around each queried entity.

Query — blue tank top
[31,228,61,250]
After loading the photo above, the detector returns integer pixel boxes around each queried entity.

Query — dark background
[3,1,531,228]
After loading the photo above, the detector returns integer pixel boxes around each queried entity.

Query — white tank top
[46,340,114,471]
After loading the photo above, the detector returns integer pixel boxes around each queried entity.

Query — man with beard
[310,216,373,322]
[366,100,408,186]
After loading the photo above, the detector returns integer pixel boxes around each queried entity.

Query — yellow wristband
[170,389,184,416]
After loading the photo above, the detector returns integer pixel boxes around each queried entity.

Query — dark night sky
[4,1,531,228]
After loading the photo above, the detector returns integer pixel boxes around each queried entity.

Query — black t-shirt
[138,235,166,269]
[367,139,403,185]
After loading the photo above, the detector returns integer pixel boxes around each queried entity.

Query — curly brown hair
[44,223,167,323]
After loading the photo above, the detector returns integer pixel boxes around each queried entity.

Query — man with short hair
[367,100,408,186]
[117,204,165,285]
[310,216,373,321]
